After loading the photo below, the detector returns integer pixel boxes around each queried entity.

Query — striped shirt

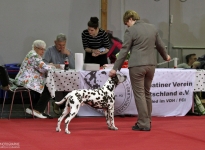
[82,28,110,49]
[81,28,110,66]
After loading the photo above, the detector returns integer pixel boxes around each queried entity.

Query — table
[46,68,204,117]
[46,69,80,98]
[194,69,205,91]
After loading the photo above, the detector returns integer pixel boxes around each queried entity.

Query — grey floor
[0,100,60,119]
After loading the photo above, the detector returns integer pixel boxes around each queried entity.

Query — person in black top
[82,17,110,66]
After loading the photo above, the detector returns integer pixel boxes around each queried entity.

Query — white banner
[78,69,196,117]
[78,69,135,116]
[151,69,196,116]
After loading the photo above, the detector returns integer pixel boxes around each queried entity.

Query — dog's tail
[55,95,70,105]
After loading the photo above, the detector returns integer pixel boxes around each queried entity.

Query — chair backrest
[0,65,10,87]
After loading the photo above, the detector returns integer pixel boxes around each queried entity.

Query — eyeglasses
[35,47,45,51]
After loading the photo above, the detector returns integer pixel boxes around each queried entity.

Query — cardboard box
[83,63,100,71]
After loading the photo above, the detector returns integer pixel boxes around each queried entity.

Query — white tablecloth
[46,68,204,117]
[46,69,80,98]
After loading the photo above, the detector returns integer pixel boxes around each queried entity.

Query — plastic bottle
[64,57,69,70]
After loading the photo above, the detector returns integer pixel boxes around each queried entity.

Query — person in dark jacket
[107,32,123,63]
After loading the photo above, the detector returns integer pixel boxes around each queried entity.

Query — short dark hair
[87,17,99,29]
[185,53,196,63]
[107,32,122,44]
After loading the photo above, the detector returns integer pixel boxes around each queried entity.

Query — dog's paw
[108,126,118,130]
[56,127,61,132]
[65,129,71,134]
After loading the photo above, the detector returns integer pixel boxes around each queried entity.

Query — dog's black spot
[70,100,74,104]
[97,90,102,95]
[109,97,114,103]
[106,85,114,91]
[79,99,83,103]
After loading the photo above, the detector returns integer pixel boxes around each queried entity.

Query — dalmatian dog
[55,73,127,134]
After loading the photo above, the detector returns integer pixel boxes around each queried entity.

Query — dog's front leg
[107,106,118,130]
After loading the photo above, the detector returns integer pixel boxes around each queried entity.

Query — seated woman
[15,40,55,119]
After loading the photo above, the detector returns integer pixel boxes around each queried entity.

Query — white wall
[0,0,100,64]
[108,0,169,67]
[170,0,205,63]
[0,0,205,66]
[107,0,205,67]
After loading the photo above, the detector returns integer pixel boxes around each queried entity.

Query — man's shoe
[133,122,152,129]
[132,124,150,131]
[52,101,61,115]
[26,108,47,119]
[42,113,53,119]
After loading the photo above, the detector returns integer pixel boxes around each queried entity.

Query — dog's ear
[116,74,127,83]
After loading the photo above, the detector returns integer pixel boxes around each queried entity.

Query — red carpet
[0,116,205,150]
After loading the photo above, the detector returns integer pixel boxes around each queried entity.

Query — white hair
[32,40,46,50]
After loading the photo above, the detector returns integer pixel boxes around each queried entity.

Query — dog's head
[111,73,127,86]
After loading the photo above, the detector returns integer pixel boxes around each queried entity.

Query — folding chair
[0,65,34,119]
